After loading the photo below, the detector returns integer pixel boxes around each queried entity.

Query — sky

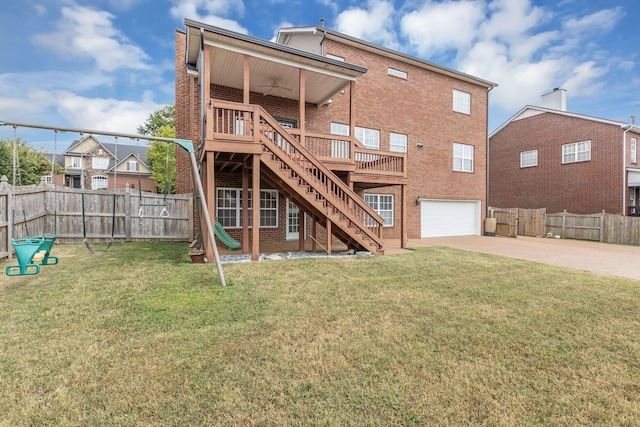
[1,0,639,153]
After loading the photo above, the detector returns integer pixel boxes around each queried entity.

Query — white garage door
[421,200,481,238]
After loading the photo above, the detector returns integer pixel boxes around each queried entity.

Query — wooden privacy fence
[0,178,193,261]
[491,207,518,237]
[493,206,640,246]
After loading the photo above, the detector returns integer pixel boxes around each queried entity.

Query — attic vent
[98,149,103,155]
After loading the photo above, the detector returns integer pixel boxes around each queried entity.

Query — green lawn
[1,242,639,426]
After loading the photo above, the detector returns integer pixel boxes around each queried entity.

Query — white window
[216,188,278,228]
[326,53,344,62]
[388,67,407,79]
[127,161,138,171]
[364,194,394,226]
[453,89,471,115]
[520,150,538,168]
[389,133,407,153]
[92,157,109,170]
[632,138,637,163]
[562,140,591,164]
[330,122,350,158]
[42,175,52,184]
[91,175,108,190]
[331,123,349,136]
[453,143,474,172]
[72,157,82,168]
[355,126,380,150]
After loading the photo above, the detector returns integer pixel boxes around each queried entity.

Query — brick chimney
[541,88,567,111]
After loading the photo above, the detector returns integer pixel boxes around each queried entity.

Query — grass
[1,242,639,426]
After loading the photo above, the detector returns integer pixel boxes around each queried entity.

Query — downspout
[622,125,631,215]
[486,84,497,222]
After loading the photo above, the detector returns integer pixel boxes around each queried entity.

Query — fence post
[1,176,11,260]
[600,210,605,243]
[125,184,132,242]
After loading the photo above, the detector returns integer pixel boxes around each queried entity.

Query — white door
[286,199,300,240]
[421,200,480,238]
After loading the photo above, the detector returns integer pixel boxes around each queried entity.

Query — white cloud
[561,61,609,97]
[169,0,248,33]
[400,0,485,57]
[31,4,150,72]
[564,7,625,34]
[55,90,163,134]
[335,0,399,49]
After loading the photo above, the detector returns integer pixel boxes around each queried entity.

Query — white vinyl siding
[562,140,591,164]
[453,89,471,114]
[91,175,108,190]
[364,194,394,226]
[216,188,278,229]
[453,143,474,172]
[389,133,407,153]
[520,150,538,168]
[355,126,380,150]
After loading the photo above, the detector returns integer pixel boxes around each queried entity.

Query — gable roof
[490,105,640,138]
[276,25,497,90]
[62,136,150,170]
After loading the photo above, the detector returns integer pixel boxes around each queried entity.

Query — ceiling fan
[259,80,292,97]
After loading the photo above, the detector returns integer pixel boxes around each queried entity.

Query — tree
[147,125,176,195]
[137,104,175,136]
[0,138,61,185]
[138,105,176,194]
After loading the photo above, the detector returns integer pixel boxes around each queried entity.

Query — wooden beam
[349,81,356,140]
[243,55,250,104]
[299,68,306,142]
[203,45,212,140]
[252,154,260,261]
[205,151,216,260]
[326,218,332,256]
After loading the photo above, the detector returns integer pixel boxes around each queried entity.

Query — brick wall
[317,39,488,238]
[175,29,490,241]
[489,112,624,214]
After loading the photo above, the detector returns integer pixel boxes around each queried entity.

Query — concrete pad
[391,235,640,281]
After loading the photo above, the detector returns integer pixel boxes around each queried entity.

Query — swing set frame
[0,119,226,286]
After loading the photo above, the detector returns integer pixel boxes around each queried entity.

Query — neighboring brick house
[489,89,640,215]
[62,135,156,192]
[175,20,495,259]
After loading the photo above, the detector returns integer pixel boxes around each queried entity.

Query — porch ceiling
[185,21,367,106]
[209,47,351,105]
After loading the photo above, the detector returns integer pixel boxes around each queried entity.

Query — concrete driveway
[391,235,640,281]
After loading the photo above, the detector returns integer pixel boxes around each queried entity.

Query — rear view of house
[175,20,495,260]
[489,89,640,215]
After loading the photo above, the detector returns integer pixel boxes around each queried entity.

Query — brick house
[175,20,495,260]
[62,135,156,192]
[489,89,640,215]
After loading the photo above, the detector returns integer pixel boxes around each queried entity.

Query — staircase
[256,109,385,255]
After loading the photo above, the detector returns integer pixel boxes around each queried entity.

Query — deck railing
[207,100,405,177]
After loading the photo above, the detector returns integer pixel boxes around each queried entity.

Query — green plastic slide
[214,221,242,250]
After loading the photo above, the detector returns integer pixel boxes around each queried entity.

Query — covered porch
[184,20,408,262]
